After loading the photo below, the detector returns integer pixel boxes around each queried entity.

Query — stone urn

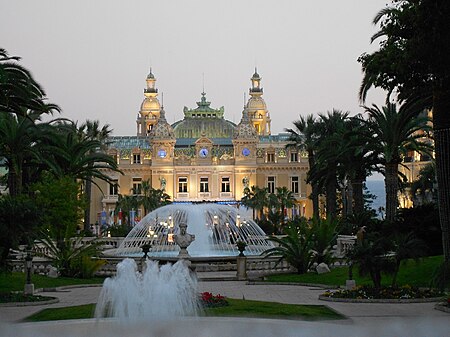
[236,241,247,257]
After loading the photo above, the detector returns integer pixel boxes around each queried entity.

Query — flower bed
[0,292,58,306]
[320,285,445,303]
[199,292,229,308]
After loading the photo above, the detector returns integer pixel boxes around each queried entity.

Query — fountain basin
[104,203,274,258]
[4,317,450,337]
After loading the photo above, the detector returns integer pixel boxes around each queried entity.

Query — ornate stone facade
[90,70,312,226]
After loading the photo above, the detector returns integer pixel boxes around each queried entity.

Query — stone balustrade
[335,235,357,258]
[9,254,295,277]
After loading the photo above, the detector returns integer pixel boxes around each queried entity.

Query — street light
[24,245,34,295]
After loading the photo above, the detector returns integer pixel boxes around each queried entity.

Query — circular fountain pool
[104,203,274,258]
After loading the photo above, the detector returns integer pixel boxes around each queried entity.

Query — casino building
[90,70,313,225]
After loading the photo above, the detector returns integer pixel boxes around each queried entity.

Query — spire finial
[202,72,205,94]
[161,92,164,106]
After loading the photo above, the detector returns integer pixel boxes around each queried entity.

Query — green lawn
[24,300,344,322]
[24,304,97,322]
[204,299,343,320]
[0,273,105,293]
[265,255,444,287]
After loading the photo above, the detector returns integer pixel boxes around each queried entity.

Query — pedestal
[24,283,34,295]
[345,279,356,290]
[236,256,247,281]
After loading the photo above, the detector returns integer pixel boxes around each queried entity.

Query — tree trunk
[308,152,320,219]
[346,180,354,217]
[7,165,22,197]
[385,163,399,222]
[433,85,450,262]
[326,174,337,218]
[352,174,365,215]
[84,180,92,232]
[311,184,320,219]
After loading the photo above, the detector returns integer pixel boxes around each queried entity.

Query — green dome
[172,92,236,138]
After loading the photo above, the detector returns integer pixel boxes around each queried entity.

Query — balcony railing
[102,195,119,203]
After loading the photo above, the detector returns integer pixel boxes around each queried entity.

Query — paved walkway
[0,271,448,336]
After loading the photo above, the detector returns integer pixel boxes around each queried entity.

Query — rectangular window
[290,152,298,162]
[109,152,118,164]
[221,177,230,192]
[133,153,141,164]
[291,176,299,194]
[109,180,118,196]
[267,176,276,194]
[267,153,275,163]
[132,178,142,195]
[200,177,209,193]
[178,177,188,193]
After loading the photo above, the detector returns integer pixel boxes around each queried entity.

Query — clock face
[242,147,251,156]
[157,149,167,158]
[199,148,209,158]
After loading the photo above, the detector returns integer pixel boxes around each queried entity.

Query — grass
[204,298,343,320]
[24,304,96,322]
[0,273,105,293]
[23,299,344,322]
[265,255,444,288]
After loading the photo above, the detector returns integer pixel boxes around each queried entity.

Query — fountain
[94,204,272,322]
[104,203,274,258]
[95,258,199,321]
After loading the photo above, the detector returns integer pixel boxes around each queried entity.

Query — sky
[1,1,388,138]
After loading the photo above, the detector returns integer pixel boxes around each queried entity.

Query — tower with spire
[233,105,258,160]
[136,69,161,137]
[246,68,271,135]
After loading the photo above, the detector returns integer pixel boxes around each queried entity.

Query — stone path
[0,271,448,337]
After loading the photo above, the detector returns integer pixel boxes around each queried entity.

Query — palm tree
[358,1,450,262]
[286,115,320,218]
[241,186,257,220]
[363,103,432,222]
[338,116,379,215]
[139,180,171,215]
[268,186,296,233]
[78,120,113,230]
[410,162,436,206]
[241,185,269,221]
[348,232,395,289]
[263,221,315,274]
[0,48,59,118]
[0,111,54,196]
[309,217,338,265]
[312,110,349,218]
[42,122,120,186]
[0,194,40,271]
[389,232,427,286]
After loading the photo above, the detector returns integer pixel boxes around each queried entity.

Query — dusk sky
[2,1,387,136]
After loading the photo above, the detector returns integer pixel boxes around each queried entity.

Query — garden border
[434,303,450,313]
[0,297,59,307]
[0,284,101,307]
[318,295,443,303]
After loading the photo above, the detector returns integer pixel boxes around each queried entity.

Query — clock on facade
[157,149,167,158]
[242,147,251,156]
[199,148,209,158]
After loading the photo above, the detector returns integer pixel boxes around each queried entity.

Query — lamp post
[24,245,34,295]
